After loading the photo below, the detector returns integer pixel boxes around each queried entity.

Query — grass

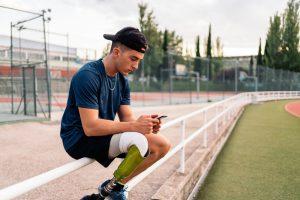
[196,100,300,200]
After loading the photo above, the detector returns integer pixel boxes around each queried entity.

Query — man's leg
[98,132,170,199]
[120,133,171,184]
[98,132,149,198]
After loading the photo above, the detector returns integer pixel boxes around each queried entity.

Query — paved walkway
[0,103,217,200]
[0,113,43,124]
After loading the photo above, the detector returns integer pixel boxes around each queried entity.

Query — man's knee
[119,132,149,157]
[151,137,171,159]
[159,139,171,157]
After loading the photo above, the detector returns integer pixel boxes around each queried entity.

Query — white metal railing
[0,91,299,199]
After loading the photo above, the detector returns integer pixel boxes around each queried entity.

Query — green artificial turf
[196,100,300,200]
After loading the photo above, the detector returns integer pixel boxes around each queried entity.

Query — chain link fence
[0,62,50,118]
[127,53,300,106]
[1,51,300,119]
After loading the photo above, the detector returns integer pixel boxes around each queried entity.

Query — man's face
[113,46,144,76]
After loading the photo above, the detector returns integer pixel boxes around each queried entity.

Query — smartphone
[157,115,168,120]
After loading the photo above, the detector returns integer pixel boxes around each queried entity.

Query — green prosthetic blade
[114,145,145,181]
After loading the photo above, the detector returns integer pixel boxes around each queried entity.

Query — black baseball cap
[103,27,148,53]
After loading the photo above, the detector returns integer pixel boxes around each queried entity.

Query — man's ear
[112,47,120,57]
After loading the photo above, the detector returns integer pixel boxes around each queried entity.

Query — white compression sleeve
[108,132,149,159]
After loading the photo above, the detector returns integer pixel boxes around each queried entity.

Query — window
[28,53,44,60]
[49,55,61,61]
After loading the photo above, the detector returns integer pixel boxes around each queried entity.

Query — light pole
[42,9,52,118]
[2,5,51,116]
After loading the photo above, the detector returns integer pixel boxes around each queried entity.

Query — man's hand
[151,114,162,134]
[134,115,159,135]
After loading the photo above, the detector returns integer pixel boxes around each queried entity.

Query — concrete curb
[151,108,244,200]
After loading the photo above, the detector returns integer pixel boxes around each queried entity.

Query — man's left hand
[151,114,161,133]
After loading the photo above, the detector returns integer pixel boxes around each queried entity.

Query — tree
[138,3,163,78]
[101,43,111,58]
[166,30,183,54]
[206,24,213,80]
[160,28,183,77]
[206,24,213,58]
[196,35,201,57]
[257,38,263,65]
[215,36,223,57]
[162,29,169,53]
[256,38,263,80]
[263,39,270,66]
[264,14,282,68]
[161,29,169,74]
[213,36,223,80]
[138,3,183,79]
[249,56,254,76]
[281,0,300,71]
[194,35,201,74]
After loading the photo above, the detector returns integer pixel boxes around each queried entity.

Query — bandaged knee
[109,131,149,158]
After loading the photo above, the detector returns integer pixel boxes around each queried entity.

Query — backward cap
[103,27,148,53]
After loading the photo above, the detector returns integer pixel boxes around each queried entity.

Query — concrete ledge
[151,108,244,200]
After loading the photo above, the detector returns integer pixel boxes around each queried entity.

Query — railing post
[222,104,225,126]
[178,120,186,173]
[280,91,282,99]
[215,106,218,134]
[227,103,230,121]
[203,110,207,148]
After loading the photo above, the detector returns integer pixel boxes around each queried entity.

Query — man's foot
[81,193,104,200]
[98,179,128,200]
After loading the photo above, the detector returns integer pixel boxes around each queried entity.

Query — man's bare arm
[78,107,159,137]
[78,107,134,136]
[118,105,136,122]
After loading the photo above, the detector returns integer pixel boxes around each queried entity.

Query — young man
[60,27,171,200]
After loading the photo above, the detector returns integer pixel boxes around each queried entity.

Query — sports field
[197,100,300,200]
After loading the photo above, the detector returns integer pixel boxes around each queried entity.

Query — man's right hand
[134,115,159,135]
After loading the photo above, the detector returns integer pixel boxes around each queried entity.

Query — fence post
[215,106,218,134]
[33,66,37,116]
[22,67,27,115]
[178,120,186,173]
[222,103,225,126]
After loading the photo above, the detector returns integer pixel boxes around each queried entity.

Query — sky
[0,0,289,57]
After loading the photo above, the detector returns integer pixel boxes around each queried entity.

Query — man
[60,27,171,200]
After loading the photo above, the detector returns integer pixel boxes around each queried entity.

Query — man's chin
[120,71,129,76]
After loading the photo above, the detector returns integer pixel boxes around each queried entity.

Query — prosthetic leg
[99,145,146,198]
[98,145,147,199]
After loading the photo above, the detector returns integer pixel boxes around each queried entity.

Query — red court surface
[285,101,300,118]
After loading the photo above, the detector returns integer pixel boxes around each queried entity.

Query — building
[0,34,82,78]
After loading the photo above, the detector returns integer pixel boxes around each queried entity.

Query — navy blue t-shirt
[60,59,130,150]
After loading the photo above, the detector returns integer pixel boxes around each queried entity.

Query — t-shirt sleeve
[120,78,130,105]
[72,70,100,109]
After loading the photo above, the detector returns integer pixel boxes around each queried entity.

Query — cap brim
[103,34,116,41]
